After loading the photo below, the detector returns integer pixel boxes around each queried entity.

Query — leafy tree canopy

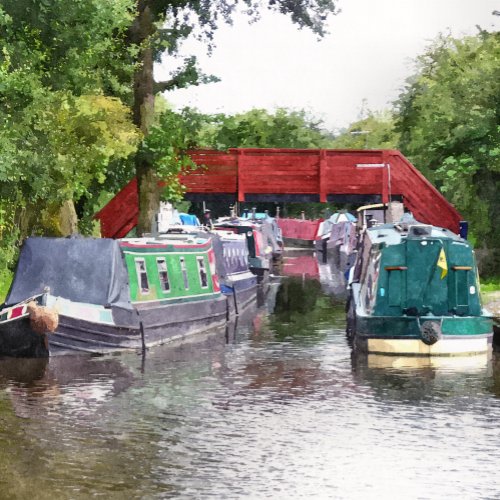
[330,110,399,149]
[0,2,140,243]
[197,107,335,149]
[0,0,136,98]
[395,30,500,249]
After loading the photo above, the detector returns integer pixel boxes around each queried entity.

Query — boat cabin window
[179,257,189,289]
[156,258,170,292]
[197,256,208,288]
[135,259,149,294]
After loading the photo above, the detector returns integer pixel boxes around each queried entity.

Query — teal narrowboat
[347,221,493,355]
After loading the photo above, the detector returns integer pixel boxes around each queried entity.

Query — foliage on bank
[395,31,500,252]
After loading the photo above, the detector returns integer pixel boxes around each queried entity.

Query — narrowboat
[0,234,227,357]
[214,218,273,284]
[314,211,357,256]
[347,220,493,355]
[240,210,284,261]
[152,202,259,315]
[315,212,358,276]
[210,231,258,315]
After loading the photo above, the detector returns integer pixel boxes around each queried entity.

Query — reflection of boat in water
[0,355,135,418]
[317,256,348,300]
[351,349,494,402]
[281,250,319,278]
[347,219,493,356]
[279,249,349,301]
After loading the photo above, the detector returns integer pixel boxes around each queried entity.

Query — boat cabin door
[404,238,449,316]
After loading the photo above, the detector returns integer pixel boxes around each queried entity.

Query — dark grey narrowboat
[0,235,227,357]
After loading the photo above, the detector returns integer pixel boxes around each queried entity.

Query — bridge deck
[95,148,461,238]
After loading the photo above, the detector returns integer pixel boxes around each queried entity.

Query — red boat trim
[120,241,211,250]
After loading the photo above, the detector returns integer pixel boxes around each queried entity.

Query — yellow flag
[437,247,448,279]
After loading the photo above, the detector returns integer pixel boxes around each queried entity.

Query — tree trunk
[131,2,158,236]
[58,200,78,236]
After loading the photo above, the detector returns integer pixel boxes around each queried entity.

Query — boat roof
[120,233,212,250]
[212,229,246,241]
[6,237,132,309]
[327,212,357,223]
[366,223,465,247]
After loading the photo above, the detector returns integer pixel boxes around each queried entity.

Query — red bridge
[96,148,462,239]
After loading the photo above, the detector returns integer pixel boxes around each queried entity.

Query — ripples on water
[0,268,499,499]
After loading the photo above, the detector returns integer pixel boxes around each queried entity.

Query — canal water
[0,252,499,499]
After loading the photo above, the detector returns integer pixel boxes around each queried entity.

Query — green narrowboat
[0,234,227,357]
[347,221,493,356]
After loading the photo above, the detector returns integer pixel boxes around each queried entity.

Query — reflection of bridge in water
[96,148,462,239]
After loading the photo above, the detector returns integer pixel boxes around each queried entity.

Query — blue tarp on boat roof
[5,237,132,309]
[179,213,200,226]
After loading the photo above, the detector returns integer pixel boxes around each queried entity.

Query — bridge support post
[319,149,327,203]
[381,151,390,204]
[237,150,245,203]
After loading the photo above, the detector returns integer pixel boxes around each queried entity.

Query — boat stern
[355,314,493,356]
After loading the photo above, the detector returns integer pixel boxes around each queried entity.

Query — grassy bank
[0,270,13,304]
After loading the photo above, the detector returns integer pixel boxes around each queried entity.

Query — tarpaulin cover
[179,213,200,226]
[5,237,131,309]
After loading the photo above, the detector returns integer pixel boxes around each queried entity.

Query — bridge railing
[95,148,461,238]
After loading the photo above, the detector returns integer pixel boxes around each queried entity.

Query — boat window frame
[179,256,189,290]
[156,257,170,293]
[197,255,209,289]
[135,258,150,295]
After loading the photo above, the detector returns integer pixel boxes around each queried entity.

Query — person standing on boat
[203,209,213,228]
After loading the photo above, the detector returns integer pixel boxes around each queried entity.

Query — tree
[0,1,140,238]
[197,107,335,149]
[395,31,500,252]
[330,110,399,149]
[128,1,340,234]
[0,1,142,296]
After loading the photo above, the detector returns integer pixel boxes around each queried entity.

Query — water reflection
[280,249,348,300]
[0,355,135,419]
[351,349,495,402]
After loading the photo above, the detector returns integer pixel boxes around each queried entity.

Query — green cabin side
[120,243,218,303]
[371,237,482,317]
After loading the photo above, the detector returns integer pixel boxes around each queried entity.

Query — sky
[157,0,499,132]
